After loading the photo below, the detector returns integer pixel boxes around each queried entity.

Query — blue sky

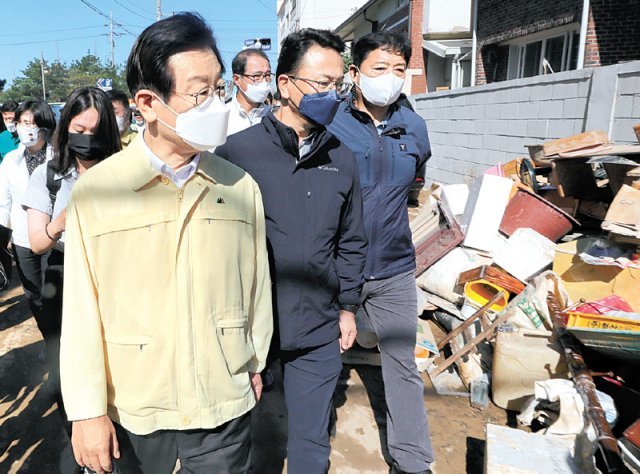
[0,0,278,86]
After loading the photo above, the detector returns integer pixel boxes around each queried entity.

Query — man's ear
[277,74,290,100]
[232,74,243,90]
[349,65,359,83]
[134,90,157,123]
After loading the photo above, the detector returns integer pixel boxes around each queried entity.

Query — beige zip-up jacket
[60,136,273,435]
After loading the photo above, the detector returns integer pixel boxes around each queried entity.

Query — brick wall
[590,0,640,66]
[409,0,427,94]
[476,0,581,85]
[412,61,640,185]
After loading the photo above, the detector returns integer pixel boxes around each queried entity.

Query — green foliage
[0,53,129,103]
[341,52,352,74]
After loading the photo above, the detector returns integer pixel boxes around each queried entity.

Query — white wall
[423,0,472,35]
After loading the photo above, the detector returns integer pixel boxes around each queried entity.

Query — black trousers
[97,414,252,474]
[12,244,48,333]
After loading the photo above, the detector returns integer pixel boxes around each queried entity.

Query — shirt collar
[141,131,200,182]
[231,94,268,119]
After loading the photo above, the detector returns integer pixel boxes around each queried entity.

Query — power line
[111,0,155,21]
[80,0,136,36]
[0,25,106,37]
[0,34,109,47]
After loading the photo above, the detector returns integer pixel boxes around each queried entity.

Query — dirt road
[1,277,507,473]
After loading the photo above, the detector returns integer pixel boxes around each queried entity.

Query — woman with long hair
[23,87,121,453]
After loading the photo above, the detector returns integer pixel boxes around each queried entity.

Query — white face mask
[357,71,405,107]
[241,80,271,105]
[17,125,40,147]
[116,115,127,134]
[4,122,16,133]
[156,95,230,151]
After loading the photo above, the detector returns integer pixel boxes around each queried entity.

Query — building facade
[475,0,640,85]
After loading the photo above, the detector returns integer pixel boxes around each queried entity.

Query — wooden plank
[543,130,609,157]
[456,265,525,295]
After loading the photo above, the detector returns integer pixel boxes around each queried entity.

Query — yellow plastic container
[463,279,510,313]
[566,311,640,332]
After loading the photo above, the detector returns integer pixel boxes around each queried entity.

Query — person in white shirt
[226,49,272,136]
[0,99,56,335]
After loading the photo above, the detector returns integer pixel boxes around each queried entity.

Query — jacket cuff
[339,304,359,314]
[338,290,362,306]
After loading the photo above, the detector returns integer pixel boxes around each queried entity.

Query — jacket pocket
[215,312,255,375]
[390,141,419,186]
[104,334,177,413]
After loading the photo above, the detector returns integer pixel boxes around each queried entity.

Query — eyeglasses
[288,76,351,97]
[173,82,231,109]
[241,73,272,83]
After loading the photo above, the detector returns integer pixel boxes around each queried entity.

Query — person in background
[226,49,272,136]
[0,100,20,161]
[0,99,56,343]
[23,87,120,451]
[131,109,145,131]
[60,13,272,474]
[107,89,137,147]
[328,31,434,474]
[217,28,367,474]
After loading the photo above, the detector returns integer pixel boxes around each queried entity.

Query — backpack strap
[46,165,62,212]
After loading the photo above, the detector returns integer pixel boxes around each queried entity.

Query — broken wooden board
[543,130,609,157]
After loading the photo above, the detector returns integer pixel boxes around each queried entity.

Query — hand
[339,310,357,353]
[250,372,263,402]
[71,415,120,474]
[50,208,67,236]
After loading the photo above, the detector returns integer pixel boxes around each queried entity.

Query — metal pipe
[577,0,590,69]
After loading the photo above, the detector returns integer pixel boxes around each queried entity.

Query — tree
[0,79,6,93]
[0,53,129,103]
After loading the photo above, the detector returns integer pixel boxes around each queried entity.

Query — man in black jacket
[216,29,367,473]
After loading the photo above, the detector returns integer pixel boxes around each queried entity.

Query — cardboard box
[553,238,640,312]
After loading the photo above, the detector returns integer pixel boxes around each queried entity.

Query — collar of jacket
[342,97,409,137]
[262,111,333,163]
[121,134,218,191]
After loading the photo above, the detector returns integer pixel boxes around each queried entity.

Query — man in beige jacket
[60,13,272,474]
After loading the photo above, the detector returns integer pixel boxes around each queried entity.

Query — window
[507,31,579,80]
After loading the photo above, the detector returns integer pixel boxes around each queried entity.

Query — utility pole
[109,11,115,68]
[156,0,162,21]
[40,51,47,101]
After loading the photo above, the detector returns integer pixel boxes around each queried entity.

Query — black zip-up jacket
[216,112,367,351]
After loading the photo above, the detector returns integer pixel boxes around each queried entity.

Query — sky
[0,0,279,87]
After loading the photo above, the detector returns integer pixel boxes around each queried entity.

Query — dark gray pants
[362,270,435,472]
[106,413,251,473]
[281,340,342,474]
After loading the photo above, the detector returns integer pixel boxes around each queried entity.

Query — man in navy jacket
[217,29,367,473]
[328,31,434,474]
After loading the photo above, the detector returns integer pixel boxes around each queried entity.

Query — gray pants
[362,270,435,473]
[102,413,251,473]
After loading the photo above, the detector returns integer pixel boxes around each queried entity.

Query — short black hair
[50,87,121,174]
[276,28,345,79]
[107,89,132,122]
[126,12,224,100]
[231,49,270,75]
[1,101,18,113]
[352,31,411,68]
[15,99,56,132]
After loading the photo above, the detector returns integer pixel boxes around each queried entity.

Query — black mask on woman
[68,132,104,161]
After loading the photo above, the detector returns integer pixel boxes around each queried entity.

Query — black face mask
[68,132,104,161]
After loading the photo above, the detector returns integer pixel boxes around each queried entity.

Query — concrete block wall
[414,61,640,185]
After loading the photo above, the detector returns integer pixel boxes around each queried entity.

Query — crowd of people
[1,11,434,474]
